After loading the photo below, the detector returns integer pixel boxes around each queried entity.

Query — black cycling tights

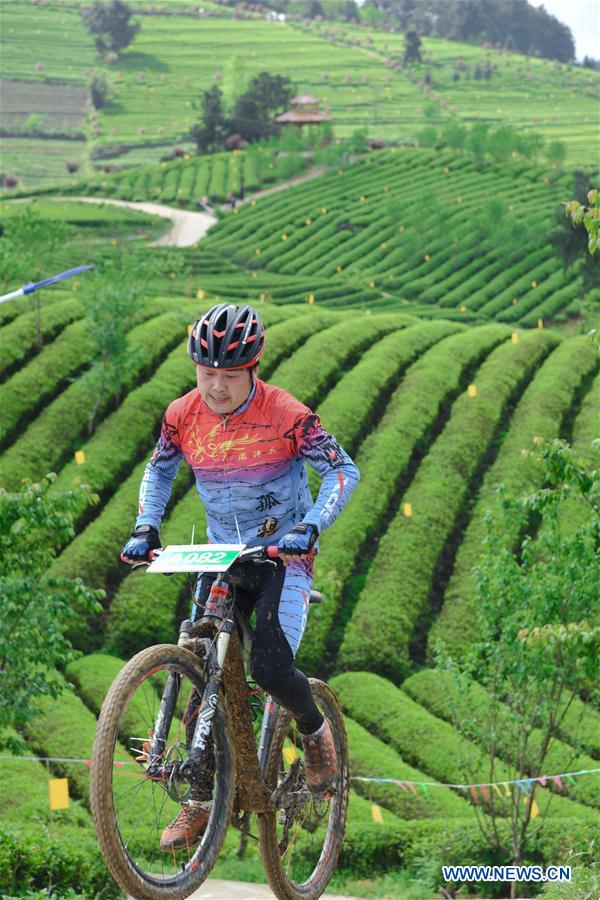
[193,560,324,736]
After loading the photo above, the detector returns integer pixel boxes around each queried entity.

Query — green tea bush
[339,329,558,680]
[403,669,600,810]
[274,313,415,408]
[0,312,190,490]
[428,335,599,658]
[345,717,471,819]
[0,299,81,381]
[330,672,599,824]
[298,324,507,675]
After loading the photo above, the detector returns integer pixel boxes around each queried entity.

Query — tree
[552,174,600,302]
[435,439,599,897]
[190,85,229,154]
[0,476,103,754]
[403,28,422,65]
[80,255,145,435]
[0,207,71,351]
[545,139,567,168]
[81,0,140,58]
[90,73,110,108]
[230,72,293,144]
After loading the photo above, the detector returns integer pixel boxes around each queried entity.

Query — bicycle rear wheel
[258,679,349,900]
[90,644,234,900]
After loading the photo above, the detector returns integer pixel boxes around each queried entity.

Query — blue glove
[278,523,318,558]
[121,524,161,564]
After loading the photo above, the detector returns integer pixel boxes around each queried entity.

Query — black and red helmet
[188,303,265,369]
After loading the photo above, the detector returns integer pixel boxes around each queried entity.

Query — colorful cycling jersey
[135,377,360,546]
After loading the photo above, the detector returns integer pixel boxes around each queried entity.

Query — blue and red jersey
[136,377,360,547]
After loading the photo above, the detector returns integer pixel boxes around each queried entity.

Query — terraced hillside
[61,145,314,205]
[1,233,598,893]
[1,0,598,189]
[198,147,596,327]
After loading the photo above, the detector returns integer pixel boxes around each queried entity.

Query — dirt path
[41,165,329,248]
[222,165,329,209]
[57,196,217,248]
[190,879,359,899]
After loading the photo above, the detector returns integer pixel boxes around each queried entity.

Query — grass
[1,0,597,190]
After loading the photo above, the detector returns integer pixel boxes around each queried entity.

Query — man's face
[196,365,253,415]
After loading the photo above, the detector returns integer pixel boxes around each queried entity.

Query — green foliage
[429,336,598,658]
[89,73,110,109]
[192,72,293,152]
[81,0,140,57]
[432,439,599,865]
[330,672,599,825]
[539,843,599,899]
[403,669,600,810]
[231,71,293,144]
[0,208,72,350]
[190,85,229,155]
[565,188,600,256]
[0,297,81,381]
[0,476,103,754]
[0,823,118,898]
[79,257,146,435]
[345,717,471,819]
[0,312,191,491]
[339,328,556,681]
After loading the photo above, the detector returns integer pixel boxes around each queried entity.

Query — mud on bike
[90,543,349,900]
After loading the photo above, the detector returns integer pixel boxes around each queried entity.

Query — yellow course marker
[197,289,205,300]
[512,332,519,343]
[403,502,412,518]
[49,778,69,810]
[283,745,297,765]
[468,385,477,398]
[371,804,384,824]
[74,450,85,465]
[187,324,194,336]
[537,319,544,329]
[308,293,315,304]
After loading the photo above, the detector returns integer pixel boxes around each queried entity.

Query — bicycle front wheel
[258,678,349,900]
[90,644,234,900]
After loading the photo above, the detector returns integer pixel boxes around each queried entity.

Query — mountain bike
[90,543,349,900]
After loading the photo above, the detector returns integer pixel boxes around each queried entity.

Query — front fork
[258,695,280,775]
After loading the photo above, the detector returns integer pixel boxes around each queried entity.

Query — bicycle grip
[267,546,280,559]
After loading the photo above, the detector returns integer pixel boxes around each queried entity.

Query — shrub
[0,298,81,381]
[0,312,190,490]
[345,717,471,819]
[428,335,599,658]
[273,313,415,408]
[338,329,557,681]
[298,324,506,675]
[403,669,600,810]
[90,73,110,108]
[330,672,599,824]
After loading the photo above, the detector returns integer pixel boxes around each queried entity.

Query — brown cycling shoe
[301,719,338,793]
[160,802,210,852]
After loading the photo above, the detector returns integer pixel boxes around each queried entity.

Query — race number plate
[146,544,245,574]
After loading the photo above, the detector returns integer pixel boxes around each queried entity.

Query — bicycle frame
[146,568,278,814]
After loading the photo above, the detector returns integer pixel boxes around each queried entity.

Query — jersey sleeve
[135,402,184,531]
[282,406,360,533]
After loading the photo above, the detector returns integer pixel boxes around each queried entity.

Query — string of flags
[2,753,597,816]
[350,768,599,796]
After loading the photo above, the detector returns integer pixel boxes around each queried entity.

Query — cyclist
[121,303,360,850]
